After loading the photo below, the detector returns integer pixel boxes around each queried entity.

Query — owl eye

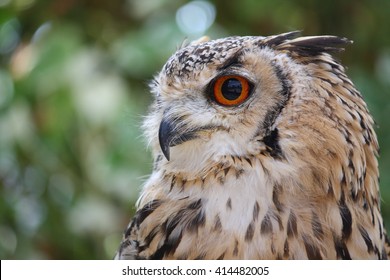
[213,75,251,106]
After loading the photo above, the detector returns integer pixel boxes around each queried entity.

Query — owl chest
[152,161,292,259]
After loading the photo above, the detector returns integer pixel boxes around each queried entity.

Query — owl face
[143,32,360,177]
[144,34,302,173]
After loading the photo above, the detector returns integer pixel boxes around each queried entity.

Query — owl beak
[158,118,197,161]
[159,119,174,161]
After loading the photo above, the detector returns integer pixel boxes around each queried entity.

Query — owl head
[143,31,377,182]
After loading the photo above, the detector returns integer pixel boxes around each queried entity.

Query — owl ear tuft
[259,31,352,56]
[260,30,302,48]
[277,35,353,56]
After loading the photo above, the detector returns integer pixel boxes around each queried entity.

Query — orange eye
[213,75,251,106]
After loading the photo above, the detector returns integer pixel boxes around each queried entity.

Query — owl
[115,31,390,259]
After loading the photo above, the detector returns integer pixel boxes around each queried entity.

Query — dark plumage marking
[344,130,353,146]
[177,254,189,260]
[378,247,386,260]
[339,202,352,240]
[244,157,253,167]
[186,199,206,233]
[217,174,225,185]
[327,182,334,197]
[255,63,290,146]
[340,170,347,188]
[362,192,368,210]
[381,248,388,260]
[120,240,147,260]
[255,59,291,147]
[273,62,291,97]
[311,168,322,186]
[226,198,232,210]
[180,178,187,189]
[124,220,136,239]
[334,237,352,260]
[263,128,284,159]
[139,226,160,252]
[135,200,162,227]
[118,239,134,256]
[152,199,204,259]
[312,58,344,72]
[262,112,280,140]
[170,175,176,192]
[150,231,183,260]
[187,209,206,233]
[218,51,242,70]
[378,218,383,240]
[370,208,375,226]
[274,213,284,231]
[358,175,364,189]
[233,239,239,256]
[272,185,284,212]
[200,177,206,188]
[261,31,301,48]
[153,221,183,259]
[253,201,260,221]
[374,245,381,259]
[303,235,322,260]
[245,222,255,242]
[358,226,374,254]
[280,35,351,56]
[287,211,298,238]
[153,154,163,171]
[187,199,202,210]
[348,158,355,175]
[260,212,273,235]
[235,168,245,179]
[311,211,324,240]
[217,252,226,260]
[283,239,289,258]
[194,252,206,260]
[357,111,367,130]
[213,214,222,233]
[350,188,358,201]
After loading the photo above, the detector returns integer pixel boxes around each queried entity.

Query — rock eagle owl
[115,31,390,260]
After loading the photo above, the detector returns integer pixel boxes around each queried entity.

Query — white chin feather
[166,132,248,176]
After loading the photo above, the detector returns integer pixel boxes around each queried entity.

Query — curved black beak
[158,119,174,161]
[158,118,198,161]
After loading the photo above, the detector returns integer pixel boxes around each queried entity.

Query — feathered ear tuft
[276,35,353,56]
[260,30,302,48]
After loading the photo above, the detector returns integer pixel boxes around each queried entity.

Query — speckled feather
[116,31,390,259]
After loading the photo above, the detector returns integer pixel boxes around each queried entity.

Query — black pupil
[221,78,242,100]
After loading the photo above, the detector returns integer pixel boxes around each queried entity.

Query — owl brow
[217,50,244,71]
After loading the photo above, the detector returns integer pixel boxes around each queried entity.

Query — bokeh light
[0,19,20,55]
[176,1,216,37]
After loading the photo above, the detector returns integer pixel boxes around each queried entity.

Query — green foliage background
[0,0,389,259]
